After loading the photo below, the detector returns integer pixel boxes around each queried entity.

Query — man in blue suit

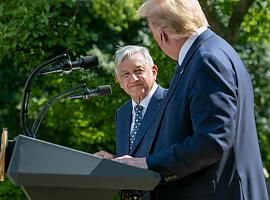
[95,45,167,199]
[113,46,167,159]
[96,45,166,157]
[115,0,269,199]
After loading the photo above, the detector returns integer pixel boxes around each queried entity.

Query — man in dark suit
[114,45,166,157]
[96,45,167,157]
[115,0,269,200]
[95,45,167,199]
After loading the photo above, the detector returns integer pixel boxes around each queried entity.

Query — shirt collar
[178,26,208,66]
[132,82,158,109]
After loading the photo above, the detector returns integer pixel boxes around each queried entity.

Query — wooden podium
[6,135,160,200]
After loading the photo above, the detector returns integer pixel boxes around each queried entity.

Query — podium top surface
[7,135,161,190]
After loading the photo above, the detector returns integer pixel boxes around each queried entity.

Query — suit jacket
[134,29,268,200]
[115,85,167,157]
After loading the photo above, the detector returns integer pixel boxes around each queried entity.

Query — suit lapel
[130,86,165,155]
[117,101,132,156]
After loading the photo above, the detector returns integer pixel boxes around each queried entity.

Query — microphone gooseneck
[39,55,99,75]
[66,85,112,100]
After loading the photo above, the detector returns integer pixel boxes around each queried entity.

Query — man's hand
[94,151,115,159]
[114,155,148,169]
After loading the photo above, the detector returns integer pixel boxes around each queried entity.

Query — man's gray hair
[114,45,154,73]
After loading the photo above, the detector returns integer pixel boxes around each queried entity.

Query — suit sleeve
[147,51,238,178]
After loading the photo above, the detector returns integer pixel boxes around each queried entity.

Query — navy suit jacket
[130,29,268,200]
[115,85,167,157]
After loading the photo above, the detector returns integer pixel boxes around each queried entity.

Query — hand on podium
[94,151,148,169]
[114,155,148,169]
[94,151,116,159]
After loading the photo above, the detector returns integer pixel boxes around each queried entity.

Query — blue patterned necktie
[130,105,143,150]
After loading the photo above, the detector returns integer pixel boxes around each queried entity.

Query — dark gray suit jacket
[137,29,268,200]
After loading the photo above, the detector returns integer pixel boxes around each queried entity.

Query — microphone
[66,85,112,100]
[39,55,99,75]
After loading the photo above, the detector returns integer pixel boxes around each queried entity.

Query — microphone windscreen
[81,56,99,69]
[97,85,112,96]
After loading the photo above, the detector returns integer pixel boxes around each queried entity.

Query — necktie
[121,105,145,200]
[130,105,143,150]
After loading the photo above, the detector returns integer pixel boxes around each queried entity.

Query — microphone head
[97,85,112,96]
[79,55,99,69]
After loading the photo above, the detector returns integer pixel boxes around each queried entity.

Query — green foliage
[206,0,240,26]
[0,0,52,67]
[0,179,26,199]
[241,1,270,43]
[0,0,269,197]
[92,0,141,32]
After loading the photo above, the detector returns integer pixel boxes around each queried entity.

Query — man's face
[116,53,158,103]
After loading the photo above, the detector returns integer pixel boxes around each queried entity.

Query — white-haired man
[96,45,167,200]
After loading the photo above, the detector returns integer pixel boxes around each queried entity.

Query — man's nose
[130,73,139,81]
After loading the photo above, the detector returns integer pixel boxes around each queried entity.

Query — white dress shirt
[178,26,208,66]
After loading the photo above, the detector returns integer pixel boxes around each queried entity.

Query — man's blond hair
[137,0,208,39]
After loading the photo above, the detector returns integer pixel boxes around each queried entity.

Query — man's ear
[160,29,169,43]
[152,65,158,80]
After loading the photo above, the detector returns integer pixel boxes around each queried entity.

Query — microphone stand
[20,54,69,138]
[31,83,87,138]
